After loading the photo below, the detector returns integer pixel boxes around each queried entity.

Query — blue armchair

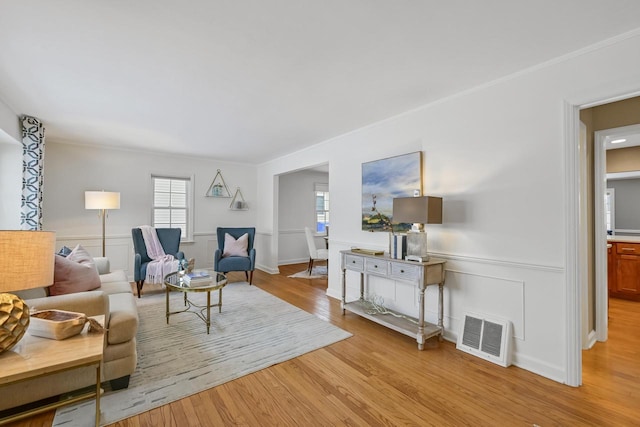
[214,227,256,285]
[132,227,185,298]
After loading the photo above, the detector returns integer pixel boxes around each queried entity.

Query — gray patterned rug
[53,282,351,426]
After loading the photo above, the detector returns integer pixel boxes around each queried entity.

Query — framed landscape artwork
[361,151,423,232]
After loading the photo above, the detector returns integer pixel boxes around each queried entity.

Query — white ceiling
[2,1,640,164]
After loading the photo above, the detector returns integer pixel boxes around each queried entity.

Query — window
[152,175,194,241]
[315,183,329,233]
[605,188,615,235]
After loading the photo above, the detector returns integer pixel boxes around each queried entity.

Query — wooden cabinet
[608,244,615,293]
[610,242,640,301]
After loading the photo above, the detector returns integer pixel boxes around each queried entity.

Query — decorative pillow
[57,246,72,257]
[48,245,101,296]
[222,233,249,258]
[67,244,95,267]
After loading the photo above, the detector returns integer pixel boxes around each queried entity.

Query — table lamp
[85,190,120,257]
[392,196,442,262]
[0,230,55,353]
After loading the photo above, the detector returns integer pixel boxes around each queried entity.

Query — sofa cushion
[100,269,129,285]
[26,290,109,319]
[49,251,101,296]
[100,281,133,296]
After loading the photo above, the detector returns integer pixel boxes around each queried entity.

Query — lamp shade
[392,196,443,224]
[85,191,120,210]
[0,230,56,292]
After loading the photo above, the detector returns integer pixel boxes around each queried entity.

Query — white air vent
[456,312,512,367]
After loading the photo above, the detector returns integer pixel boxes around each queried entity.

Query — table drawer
[616,243,640,255]
[344,254,364,271]
[365,258,388,275]
[390,262,421,281]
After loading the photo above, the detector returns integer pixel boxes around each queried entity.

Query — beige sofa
[0,257,138,411]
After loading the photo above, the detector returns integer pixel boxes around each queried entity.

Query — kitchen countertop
[608,235,640,244]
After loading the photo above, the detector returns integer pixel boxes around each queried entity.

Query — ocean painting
[361,151,422,232]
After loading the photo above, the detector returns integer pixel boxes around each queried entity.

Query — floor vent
[456,312,512,367]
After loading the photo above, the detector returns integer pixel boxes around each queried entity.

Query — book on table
[184,271,211,285]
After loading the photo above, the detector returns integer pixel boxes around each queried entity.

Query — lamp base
[405,254,428,262]
[0,293,30,353]
[406,230,429,262]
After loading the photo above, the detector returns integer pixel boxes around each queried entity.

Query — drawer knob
[352,260,356,263]
[400,269,405,273]
[374,265,378,268]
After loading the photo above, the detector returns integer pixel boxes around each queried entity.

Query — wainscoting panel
[329,244,567,383]
[278,228,317,266]
[445,269,525,340]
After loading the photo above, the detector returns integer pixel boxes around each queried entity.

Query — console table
[340,250,446,350]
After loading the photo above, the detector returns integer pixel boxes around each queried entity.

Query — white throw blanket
[140,225,179,284]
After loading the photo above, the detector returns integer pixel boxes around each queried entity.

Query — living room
[2,1,640,425]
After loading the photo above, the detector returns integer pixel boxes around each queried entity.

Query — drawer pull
[374,265,378,268]
[621,248,636,251]
[352,260,356,263]
[400,269,405,273]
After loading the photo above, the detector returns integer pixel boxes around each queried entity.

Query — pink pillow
[48,245,101,296]
[68,244,96,267]
[223,233,249,257]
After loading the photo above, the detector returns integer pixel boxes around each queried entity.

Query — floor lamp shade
[85,191,120,210]
[85,191,120,257]
[392,196,443,262]
[0,230,56,353]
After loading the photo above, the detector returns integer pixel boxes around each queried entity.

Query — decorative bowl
[28,309,87,340]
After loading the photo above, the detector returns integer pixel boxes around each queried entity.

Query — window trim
[150,174,195,242]
[314,182,329,234]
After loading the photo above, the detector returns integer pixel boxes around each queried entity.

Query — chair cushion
[48,245,101,296]
[218,256,252,271]
[223,233,248,257]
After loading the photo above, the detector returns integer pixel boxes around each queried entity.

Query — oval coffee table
[164,270,227,334]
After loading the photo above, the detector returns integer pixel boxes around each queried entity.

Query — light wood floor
[10,263,640,426]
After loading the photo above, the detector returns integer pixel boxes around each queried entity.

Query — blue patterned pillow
[57,246,72,257]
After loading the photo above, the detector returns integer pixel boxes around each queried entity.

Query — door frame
[594,123,640,340]
[566,94,640,387]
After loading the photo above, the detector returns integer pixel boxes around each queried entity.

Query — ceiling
[605,132,640,150]
[2,1,640,164]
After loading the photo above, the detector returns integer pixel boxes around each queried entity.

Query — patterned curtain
[20,116,45,230]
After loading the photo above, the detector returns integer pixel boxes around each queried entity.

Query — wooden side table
[0,315,105,426]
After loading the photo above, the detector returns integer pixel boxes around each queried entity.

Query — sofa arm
[94,257,111,275]
[26,290,109,319]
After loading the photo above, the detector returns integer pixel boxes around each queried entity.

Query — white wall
[0,98,20,228]
[278,169,328,265]
[43,141,258,278]
[256,32,640,383]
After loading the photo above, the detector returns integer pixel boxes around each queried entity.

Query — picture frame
[361,151,423,232]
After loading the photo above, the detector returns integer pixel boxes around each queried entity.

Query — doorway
[579,97,640,381]
[276,164,329,269]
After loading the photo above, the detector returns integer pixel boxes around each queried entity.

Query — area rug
[53,282,351,426]
[288,265,328,279]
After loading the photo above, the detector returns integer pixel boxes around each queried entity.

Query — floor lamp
[85,191,120,257]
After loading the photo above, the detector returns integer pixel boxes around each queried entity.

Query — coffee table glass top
[165,269,227,292]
